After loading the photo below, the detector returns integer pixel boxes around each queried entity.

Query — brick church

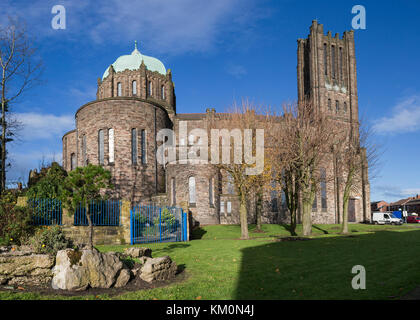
[62,21,371,226]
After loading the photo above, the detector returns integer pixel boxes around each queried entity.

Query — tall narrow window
[321,168,327,210]
[108,128,114,163]
[324,43,328,76]
[117,82,122,96]
[98,129,104,165]
[141,129,146,164]
[343,102,347,114]
[171,177,176,206]
[331,45,336,79]
[227,201,232,215]
[328,99,332,111]
[227,173,234,194]
[220,201,225,213]
[148,80,152,97]
[132,80,137,95]
[270,181,278,212]
[209,178,214,206]
[131,128,137,165]
[70,153,76,171]
[82,134,87,166]
[336,100,340,114]
[312,193,317,211]
[189,177,196,205]
[339,47,343,81]
[161,85,165,100]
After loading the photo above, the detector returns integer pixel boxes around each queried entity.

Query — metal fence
[74,200,121,226]
[28,199,63,225]
[130,205,187,244]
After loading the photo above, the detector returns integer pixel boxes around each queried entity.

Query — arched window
[141,129,146,164]
[132,80,137,95]
[320,168,327,210]
[339,47,343,81]
[335,100,339,114]
[343,102,347,114]
[323,43,328,76]
[328,99,332,111]
[98,129,104,165]
[148,80,152,97]
[331,45,336,79]
[270,181,278,212]
[117,82,122,96]
[209,178,214,206]
[227,173,234,194]
[189,176,196,205]
[70,153,76,171]
[108,128,114,163]
[131,128,137,165]
[161,85,165,100]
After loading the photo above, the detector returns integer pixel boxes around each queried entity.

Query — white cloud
[1,0,260,55]
[15,112,74,141]
[373,95,420,134]
[372,184,420,202]
[226,64,247,78]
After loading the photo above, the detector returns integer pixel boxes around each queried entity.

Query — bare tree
[334,120,380,234]
[267,101,337,236]
[209,101,270,239]
[0,17,43,192]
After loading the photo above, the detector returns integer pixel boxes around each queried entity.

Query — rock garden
[0,244,180,295]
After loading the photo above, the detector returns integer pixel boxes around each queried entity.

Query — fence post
[120,200,131,245]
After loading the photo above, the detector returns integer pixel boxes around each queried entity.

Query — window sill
[189,203,196,208]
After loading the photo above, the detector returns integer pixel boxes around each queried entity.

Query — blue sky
[2,0,420,203]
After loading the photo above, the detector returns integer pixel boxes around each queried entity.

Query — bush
[29,225,73,255]
[153,208,177,226]
[0,197,34,246]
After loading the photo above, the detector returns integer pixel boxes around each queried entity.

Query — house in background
[371,201,389,212]
[387,195,420,215]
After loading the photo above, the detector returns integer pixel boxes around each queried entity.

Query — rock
[139,256,151,265]
[140,256,177,283]
[52,249,124,290]
[0,252,54,287]
[81,250,123,288]
[114,269,131,288]
[124,247,152,258]
[51,249,89,291]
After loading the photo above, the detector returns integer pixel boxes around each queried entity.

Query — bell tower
[297,20,359,134]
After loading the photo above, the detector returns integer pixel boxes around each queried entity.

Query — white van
[372,212,403,225]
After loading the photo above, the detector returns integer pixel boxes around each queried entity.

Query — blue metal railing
[130,205,186,244]
[74,200,121,226]
[28,199,63,225]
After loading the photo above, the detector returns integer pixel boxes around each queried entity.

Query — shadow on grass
[153,243,191,255]
[191,227,207,240]
[313,225,329,234]
[235,229,420,300]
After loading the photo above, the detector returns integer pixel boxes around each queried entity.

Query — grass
[1,223,420,300]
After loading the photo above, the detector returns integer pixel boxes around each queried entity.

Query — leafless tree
[0,17,43,192]
[208,101,271,239]
[334,120,380,233]
[267,101,338,236]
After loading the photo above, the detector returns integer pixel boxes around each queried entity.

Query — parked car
[372,212,403,225]
[407,216,420,224]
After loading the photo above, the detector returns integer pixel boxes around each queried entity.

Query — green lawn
[2,223,420,300]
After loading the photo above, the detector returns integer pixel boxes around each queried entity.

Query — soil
[0,269,188,298]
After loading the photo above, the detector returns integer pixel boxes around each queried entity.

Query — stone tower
[297,21,370,222]
[297,20,359,137]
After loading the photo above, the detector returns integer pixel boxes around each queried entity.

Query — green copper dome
[102,41,166,80]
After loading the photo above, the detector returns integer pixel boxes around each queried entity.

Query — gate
[130,205,187,244]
